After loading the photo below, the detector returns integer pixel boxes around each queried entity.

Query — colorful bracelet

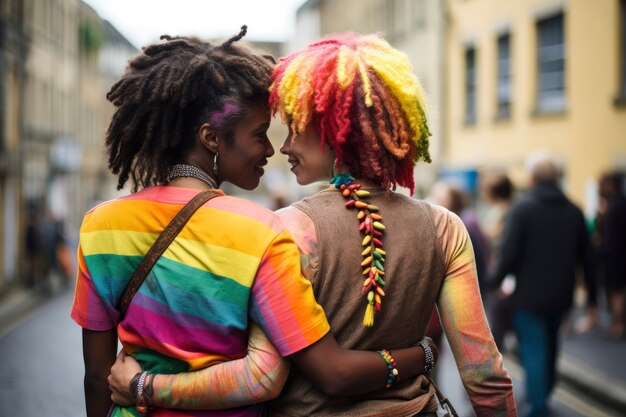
[416,340,434,374]
[377,349,399,388]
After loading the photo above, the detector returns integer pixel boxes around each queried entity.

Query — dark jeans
[514,308,563,417]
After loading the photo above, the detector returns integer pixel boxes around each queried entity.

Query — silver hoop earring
[213,152,219,177]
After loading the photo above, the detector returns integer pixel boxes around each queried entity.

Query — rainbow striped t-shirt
[71,186,330,417]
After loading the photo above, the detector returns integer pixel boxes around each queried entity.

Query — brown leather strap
[426,375,459,417]
[426,375,445,401]
[118,190,220,320]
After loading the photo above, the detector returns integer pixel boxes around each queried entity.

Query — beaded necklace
[331,173,386,327]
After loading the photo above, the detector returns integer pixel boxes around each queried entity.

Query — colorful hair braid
[270,32,431,195]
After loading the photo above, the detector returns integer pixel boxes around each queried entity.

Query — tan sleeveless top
[269,188,446,417]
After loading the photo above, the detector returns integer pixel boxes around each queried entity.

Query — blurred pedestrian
[41,210,73,289]
[481,173,515,267]
[481,173,516,351]
[490,151,595,417]
[430,181,490,291]
[24,206,46,290]
[597,172,626,338]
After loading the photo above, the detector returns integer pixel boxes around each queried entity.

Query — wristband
[135,371,150,415]
[416,340,434,374]
[129,372,142,398]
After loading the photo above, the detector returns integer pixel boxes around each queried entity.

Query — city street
[0,289,623,417]
[428,326,624,417]
[0,0,624,415]
[0,290,85,416]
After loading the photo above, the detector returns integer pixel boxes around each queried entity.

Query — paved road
[0,290,85,417]
[435,333,622,417]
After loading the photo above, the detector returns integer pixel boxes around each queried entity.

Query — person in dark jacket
[598,172,626,338]
[490,152,595,417]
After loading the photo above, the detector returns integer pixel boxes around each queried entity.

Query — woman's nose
[280,135,291,155]
[265,138,275,157]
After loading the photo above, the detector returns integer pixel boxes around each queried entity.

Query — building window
[465,46,477,124]
[536,13,566,113]
[496,33,512,120]
[617,0,626,105]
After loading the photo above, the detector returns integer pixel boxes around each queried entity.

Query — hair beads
[331,173,386,327]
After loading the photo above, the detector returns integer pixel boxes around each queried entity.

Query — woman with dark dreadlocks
[71,28,436,417]
[109,32,517,417]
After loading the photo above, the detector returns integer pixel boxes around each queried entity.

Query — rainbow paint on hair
[270,32,431,194]
[210,103,240,128]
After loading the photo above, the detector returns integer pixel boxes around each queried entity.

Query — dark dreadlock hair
[105,25,275,191]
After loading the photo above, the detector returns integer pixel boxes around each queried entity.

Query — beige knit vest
[269,188,447,417]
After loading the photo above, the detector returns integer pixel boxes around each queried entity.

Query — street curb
[558,353,626,414]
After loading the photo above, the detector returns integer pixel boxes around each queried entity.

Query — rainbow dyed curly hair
[269,32,431,194]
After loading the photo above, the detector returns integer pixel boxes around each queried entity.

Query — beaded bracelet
[129,371,142,398]
[135,371,150,415]
[416,340,434,374]
[377,349,399,388]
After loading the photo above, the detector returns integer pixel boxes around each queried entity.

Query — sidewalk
[501,302,626,415]
[0,273,69,337]
[0,286,47,337]
[559,325,626,414]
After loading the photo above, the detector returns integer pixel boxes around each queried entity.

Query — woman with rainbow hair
[109,32,517,417]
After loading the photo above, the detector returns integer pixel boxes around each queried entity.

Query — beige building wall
[446,0,626,208]
[0,0,26,287]
[77,5,119,208]
[0,0,135,290]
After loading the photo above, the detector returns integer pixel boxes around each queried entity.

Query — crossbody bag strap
[425,375,445,401]
[426,375,460,417]
[118,190,220,320]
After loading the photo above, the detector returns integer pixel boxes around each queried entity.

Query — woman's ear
[198,123,219,153]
